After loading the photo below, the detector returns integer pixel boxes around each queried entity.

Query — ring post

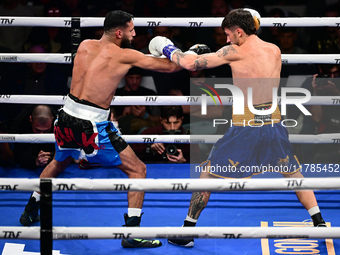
[40,179,53,255]
[71,17,81,64]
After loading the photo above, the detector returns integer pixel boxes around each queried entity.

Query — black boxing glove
[185,44,211,55]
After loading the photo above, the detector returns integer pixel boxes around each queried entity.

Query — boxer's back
[230,36,282,105]
[70,39,131,109]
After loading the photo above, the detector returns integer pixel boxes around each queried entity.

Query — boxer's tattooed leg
[188,191,211,219]
[217,45,237,58]
[194,57,208,70]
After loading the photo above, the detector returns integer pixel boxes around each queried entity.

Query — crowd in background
[0,0,340,167]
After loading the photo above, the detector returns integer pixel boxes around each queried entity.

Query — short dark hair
[104,10,133,33]
[320,64,340,74]
[126,67,144,76]
[221,9,256,35]
[160,106,183,122]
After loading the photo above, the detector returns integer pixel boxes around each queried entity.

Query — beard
[121,36,133,49]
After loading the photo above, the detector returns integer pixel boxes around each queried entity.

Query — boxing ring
[1,15,340,255]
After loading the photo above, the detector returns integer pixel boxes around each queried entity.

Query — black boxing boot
[20,194,40,226]
[121,213,162,248]
[312,212,327,227]
[167,220,195,248]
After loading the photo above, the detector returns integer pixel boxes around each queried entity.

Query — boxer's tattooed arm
[188,191,211,219]
[194,57,208,71]
[173,52,186,68]
[217,46,237,58]
[172,51,207,71]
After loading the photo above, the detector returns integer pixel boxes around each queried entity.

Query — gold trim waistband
[232,103,281,126]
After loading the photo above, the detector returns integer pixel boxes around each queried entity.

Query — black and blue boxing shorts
[54,94,127,165]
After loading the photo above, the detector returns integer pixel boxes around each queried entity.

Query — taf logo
[3,231,21,238]
[273,23,287,27]
[64,56,72,62]
[147,21,161,26]
[56,183,75,190]
[0,18,14,24]
[189,22,203,27]
[64,20,71,26]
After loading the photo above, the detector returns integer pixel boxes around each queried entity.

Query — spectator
[195,0,230,52]
[0,45,69,119]
[115,67,160,134]
[82,3,111,41]
[258,7,286,47]
[278,26,318,78]
[305,0,327,17]
[168,86,225,131]
[211,0,229,17]
[7,45,68,95]
[132,28,150,53]
[309,65,340,163]
[0,0,35,52]
[205,27,232,78]
[162,0,204,50]
[109,106,119,126]
[139,0,170,17]
[168,89,190,125]
[307,4,340,54]
[168,86,226,159]
[113,0,139,16]
[63,0,88,17]
[163,0,202,17]
[13,105,56,168]
[152,26,183,50]
[24,0,71,53]
[299,64,340,163]
[194,1,232,78]
[131,106,199,163]
[212,27,227,51]
[277,27,308,54]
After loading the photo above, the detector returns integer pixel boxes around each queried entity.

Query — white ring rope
[1,95,340,106]
[0,53,339,64]
[0,226,339,240]
[1,17,340,27]
[1,133,340,144]
[0,53,71,64]
[1,177,340,192]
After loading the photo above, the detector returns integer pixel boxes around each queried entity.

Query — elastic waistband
[232,102,281,126]
[63,94,109,122]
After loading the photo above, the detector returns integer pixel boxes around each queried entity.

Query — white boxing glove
[244,8,261,31]
[148,36,181,60]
